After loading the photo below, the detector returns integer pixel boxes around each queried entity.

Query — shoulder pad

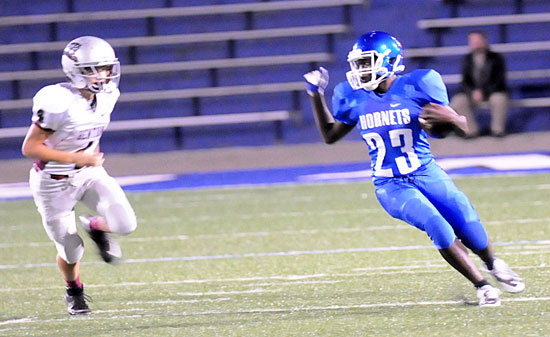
[335,80,354,96]
[414,69,448,105]
[409,69,441,81]
[32,84,74,114]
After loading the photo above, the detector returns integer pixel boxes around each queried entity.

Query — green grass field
[1,173,549,336]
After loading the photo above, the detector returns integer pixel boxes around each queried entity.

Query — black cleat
[79,215,121,264]
[65,287,92,315]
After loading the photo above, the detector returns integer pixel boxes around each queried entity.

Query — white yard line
[0,224,408,248]
[2,296,550,327]
[0,245,456,270]
[251,280,343,287]
[1,239,550,270]
[147,200,547,222]
[176,288,281,296]
[0,262,547,293]
[124,297,231,305]
[353,264,448,271]
[3,216,549,249]
[485,217,550,225]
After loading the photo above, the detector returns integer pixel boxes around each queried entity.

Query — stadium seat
[72,0,167,12]
[0,0,549,158]
[154,15,245,35]
[56,19,149,41]
[0,24,51,44]
[0,0,66,16]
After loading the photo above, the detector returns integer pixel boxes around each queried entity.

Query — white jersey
[31,82,119,175]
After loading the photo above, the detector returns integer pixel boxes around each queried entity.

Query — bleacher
[0,0,549,159]
[410,0,550,135]
[0,0,363,157]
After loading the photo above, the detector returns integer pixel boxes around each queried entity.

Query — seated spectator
[450,31,509,138]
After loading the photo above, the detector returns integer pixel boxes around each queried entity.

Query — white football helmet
[61,36,120,93]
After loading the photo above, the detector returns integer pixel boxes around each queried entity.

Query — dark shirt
[460,50,508,99]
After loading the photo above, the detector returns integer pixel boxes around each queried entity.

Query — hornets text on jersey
[332,69,448,178]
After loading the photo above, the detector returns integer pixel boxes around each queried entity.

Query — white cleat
[487,258,525,293]
[477,285,501,307]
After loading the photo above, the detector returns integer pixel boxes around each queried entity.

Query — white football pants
[30,166,137,264]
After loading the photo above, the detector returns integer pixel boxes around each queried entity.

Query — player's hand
[420,103,459,124]
[73,151,104,167]
[304,67,329,96]
[420,103,468,137]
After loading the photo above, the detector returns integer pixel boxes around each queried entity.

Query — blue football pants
[374,161,488,250]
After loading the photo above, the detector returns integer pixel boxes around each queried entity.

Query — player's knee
[424,215,456,250]
[106,203,137,235]
[458,221,488,251]
[42,217,84,263]
[121,214,137,235]
[56,234,84,264]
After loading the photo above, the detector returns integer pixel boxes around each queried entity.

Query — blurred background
[0,0,549,168]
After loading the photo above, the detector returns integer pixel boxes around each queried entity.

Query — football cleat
[79,215,121,264]
[476,285,501,307]
[486,258,525,293]
[65,286,92,315]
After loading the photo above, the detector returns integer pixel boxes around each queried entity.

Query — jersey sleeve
[416,69,450,105]
[331,81,358,125]
[31,85,71,131]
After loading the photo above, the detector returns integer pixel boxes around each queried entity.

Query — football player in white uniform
[21,36,137,315]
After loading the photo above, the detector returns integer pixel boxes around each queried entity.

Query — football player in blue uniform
[303,31,524,307]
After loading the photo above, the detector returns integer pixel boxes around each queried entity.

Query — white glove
[303,67,329,96]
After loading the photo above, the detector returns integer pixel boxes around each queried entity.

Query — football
[419,103,460,138]
[425,121,455,138]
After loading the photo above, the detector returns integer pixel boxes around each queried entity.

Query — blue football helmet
[346,31,405,91]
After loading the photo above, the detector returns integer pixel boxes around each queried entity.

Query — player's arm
[304,68,355,144]
[417,69,468,137]
[21,123,104,167]
[420,103,468,137]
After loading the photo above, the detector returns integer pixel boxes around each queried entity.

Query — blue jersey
[332,69,449,179]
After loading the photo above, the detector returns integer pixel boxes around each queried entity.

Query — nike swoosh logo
[390,103,401,108]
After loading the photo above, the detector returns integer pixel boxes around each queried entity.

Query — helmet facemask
[346,48,404,91]
[74,62,120,93]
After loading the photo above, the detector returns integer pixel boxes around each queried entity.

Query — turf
[1,173,549,336]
